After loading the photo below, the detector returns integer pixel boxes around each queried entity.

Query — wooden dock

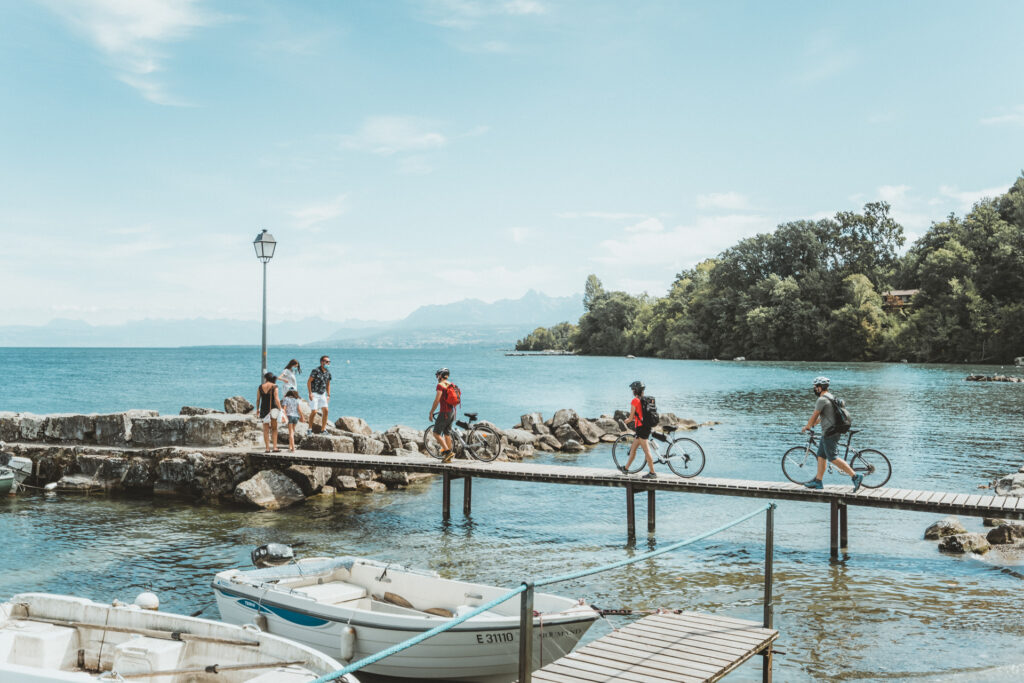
[250,450,1024,555]
[527,612,778,683]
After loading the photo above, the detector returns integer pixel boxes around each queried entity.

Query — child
[282,389,302,453]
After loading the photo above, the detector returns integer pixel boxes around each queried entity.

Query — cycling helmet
[812,376,830,387]
[629,380,645,394]
[435,367,450,378]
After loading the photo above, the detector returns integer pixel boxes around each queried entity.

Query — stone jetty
[0,399,714,511]
[965,374,1023,383]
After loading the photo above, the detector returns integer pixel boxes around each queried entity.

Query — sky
[1,0,1022,326]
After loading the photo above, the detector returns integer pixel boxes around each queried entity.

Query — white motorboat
[213,555,599,683]
[0,592,356,682]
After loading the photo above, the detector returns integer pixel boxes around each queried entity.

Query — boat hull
[214,581,594,682]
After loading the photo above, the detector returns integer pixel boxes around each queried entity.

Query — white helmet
[812,376,830,387]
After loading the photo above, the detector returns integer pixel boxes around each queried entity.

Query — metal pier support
[762,503,775,683]
[648,490,656,532]
[830,499,839,559]
[463,476,472,516]
[839,502,848,548]
[626,484,636,540]
[442,472,451,520]
[518,582,535,683]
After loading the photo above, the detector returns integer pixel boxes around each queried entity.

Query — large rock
[517,444,535,459]
[537,435,561,451]
[561,439,585,453]
[392,448,421,459]
[661,413,698,430]
[76,453,129,482]
[377,470,410,488]
[184,415,260,447]
[0,412,19,441]
[550,409,578,430]
[986,524,1024,545]
[504,429,538,447]
[938,533,991,554]
[180,406,220,416]
[386,425,424,446]
[575,418,602,445]
[335,417,373,436]
[95,411,159,446]
[18,414,47,441]
[382,432,403,452]
[154,452,250,499]
[332,474,358,490]
[284,465,332,495]
[234,470,305,510]
[531,422,551,436]
[520,413,545,432]
[44,414,97,442]
[224,396,254,414]
[553,423,582,445]
[302,434,355,453]
[131,417,188,447]
[352,435,386,456]
[122,457,154,489]
[56,474,104,492]
[594,417,622,435]
[993,473,1024,496]
[357,480,387,493]
[924,517,966,540]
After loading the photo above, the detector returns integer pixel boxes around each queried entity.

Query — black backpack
[640,395,660,427]
[824,395,852,437]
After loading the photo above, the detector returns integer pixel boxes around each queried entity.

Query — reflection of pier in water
[250,451,1024,559]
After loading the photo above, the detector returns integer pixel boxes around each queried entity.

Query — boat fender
[424,607,454,618]
[340,625,356,661]
[134,592,159,610]
[375,592,414,609]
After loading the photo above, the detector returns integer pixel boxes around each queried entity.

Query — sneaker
[441,450,454,463]
[617,466,628,474]
[642,472,657,479]
[851,474,864,493]
[803,479,824,489]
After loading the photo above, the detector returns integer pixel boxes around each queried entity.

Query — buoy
[340,625,356,661]
[43,482,58,492]
[134,592,159,610]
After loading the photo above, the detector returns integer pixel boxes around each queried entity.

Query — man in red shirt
[429,368,456,463]
[621,380,657,478]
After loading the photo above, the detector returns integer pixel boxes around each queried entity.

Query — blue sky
[1,0,1022,326]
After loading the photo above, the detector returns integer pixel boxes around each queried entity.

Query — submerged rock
[284,465,332,495]
[986,524,1024,545]
[561,439,585,453]
[938,533,991,554]
[924,517,967,540]
[234,470,305,510]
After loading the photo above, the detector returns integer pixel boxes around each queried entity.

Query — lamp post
[253,229,276,379]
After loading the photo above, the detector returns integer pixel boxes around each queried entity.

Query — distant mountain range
[0,290,583,348]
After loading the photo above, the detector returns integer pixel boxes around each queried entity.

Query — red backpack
[444,383,461,408]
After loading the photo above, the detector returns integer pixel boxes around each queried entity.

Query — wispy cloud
[876,185,911,204]
[625,218,665,233]
[291,195,348,231]
[39,0,220,105]
[341,116,447,155]
[422,0,548,29]
[980,105,1024,127]
[795,33,856,84]
[556,210,649,220]
[938,184,1007,209]
[595,214,771,267]
[696,191,749,210]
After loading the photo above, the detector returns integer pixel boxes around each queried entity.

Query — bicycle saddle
[662,425,678,433]
[463,412,478,421]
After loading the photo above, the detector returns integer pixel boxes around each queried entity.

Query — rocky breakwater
[0,398,434,511]
[923,465,1024,556]
[965,374,1023,383]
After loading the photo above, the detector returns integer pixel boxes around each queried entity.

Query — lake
[1,346,1023,681]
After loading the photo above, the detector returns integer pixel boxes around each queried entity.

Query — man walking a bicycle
[802,376,864,492]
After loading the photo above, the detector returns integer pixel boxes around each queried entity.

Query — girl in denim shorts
[282,389,302,452]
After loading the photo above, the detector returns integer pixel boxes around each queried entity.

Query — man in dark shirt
[307,355,332,431]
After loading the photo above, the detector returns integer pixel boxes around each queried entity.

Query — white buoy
[340,625,356,661]
[43,482,58,492]
[134,592,159,610]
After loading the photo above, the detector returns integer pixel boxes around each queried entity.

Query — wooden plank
[600,632,734,670]
[544,654,702,683]
[530,671,587,683]
[576,642,722,677]
[951,493,970,506]
[624,619,766,653]
[561,651,706,683]
[965,495,984,507]
[640,615,772,648]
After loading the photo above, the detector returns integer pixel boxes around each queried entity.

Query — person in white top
[279,359,301,394]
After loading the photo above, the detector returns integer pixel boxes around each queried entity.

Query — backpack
[444,383,461,408]
[824,395,852,437]
[640,395,660,427]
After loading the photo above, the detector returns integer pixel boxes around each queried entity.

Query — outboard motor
[251,543,295,568]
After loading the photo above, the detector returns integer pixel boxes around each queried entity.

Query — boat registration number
[476,632,514,644]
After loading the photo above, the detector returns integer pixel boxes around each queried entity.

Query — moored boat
[0,470,12,497]
[213,555,599,683]
[0,592,356,682]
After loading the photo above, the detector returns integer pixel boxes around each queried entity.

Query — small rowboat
[213,555,599,683]
[0,593,356,682]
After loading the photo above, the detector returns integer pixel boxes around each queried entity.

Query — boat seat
[295,581,367,605]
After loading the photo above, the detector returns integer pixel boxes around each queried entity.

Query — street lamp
[253,229,276,378]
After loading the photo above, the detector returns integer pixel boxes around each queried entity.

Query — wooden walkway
[527,612,778,683]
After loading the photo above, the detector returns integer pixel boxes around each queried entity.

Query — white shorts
[310,392,329,410]
[262,409,281,424]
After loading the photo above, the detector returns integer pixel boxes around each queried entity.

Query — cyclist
[621,380,657,479]
[429,368,456,463]
[801,376,863,492]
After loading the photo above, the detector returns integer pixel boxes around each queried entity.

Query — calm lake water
[1,346,1023,681]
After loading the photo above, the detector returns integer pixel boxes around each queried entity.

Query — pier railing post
[838,502,848,549]
[647,489,656,533]
[518,582,535,683]
[442,472,451,520]
[626,484,636,540]
[763,503,775,683]
[463,476,472,516]
[829,499,839,560]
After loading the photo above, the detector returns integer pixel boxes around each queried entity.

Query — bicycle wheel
[850,449,891,488]
[466,426,502,462]
[666,437,705,478]
[422,424,444,460]
[611,434,645,473]
[781,445,817,484]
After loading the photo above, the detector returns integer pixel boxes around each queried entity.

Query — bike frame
[798,430,856,468]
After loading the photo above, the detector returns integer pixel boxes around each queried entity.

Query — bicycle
[611,426,706,478]
[781,429,891,488]
[423,412,504,463]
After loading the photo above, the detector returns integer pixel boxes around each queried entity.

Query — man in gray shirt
[801,376,863,492]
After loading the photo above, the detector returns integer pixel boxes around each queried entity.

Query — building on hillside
[882,289,920,309]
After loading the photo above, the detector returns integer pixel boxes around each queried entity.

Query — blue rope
[534,503,773,587]
[312,502,773,681]
[310,584,527,683]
